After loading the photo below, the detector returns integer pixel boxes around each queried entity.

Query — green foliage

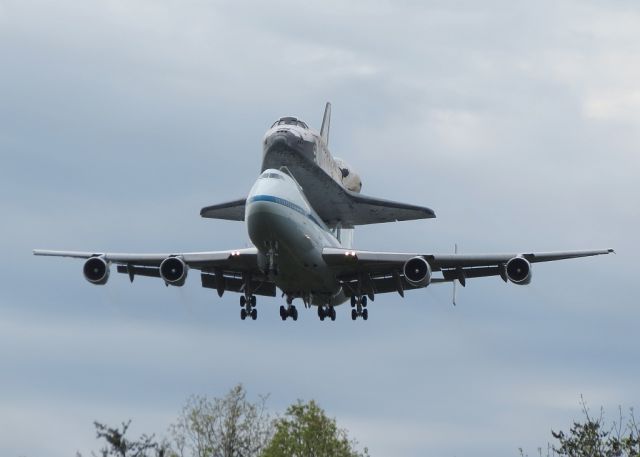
[520,399,640,457]
[261,400,368,457]
[168,384,274,457]
[84,387,368,457]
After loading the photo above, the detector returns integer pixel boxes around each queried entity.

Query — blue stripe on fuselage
[247,194,325,229]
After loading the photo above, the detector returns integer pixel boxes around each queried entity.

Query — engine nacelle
[160,256,188,286]
[83,257,110,285]
[403,256,432,287]
[506,256,532,285]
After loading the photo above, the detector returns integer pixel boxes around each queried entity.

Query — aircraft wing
[339,192,435,226]
[200,198,246,221]
[322,247,614,297]
[33,248,276,297]
[299,168,435,227]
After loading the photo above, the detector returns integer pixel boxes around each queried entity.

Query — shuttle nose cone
[266,129,297,149]
[262,126,316,171]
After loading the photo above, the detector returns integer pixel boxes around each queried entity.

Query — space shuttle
[200,103,435,237]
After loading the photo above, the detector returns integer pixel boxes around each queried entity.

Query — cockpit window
[259,172,284,180]
[271,117,308,129]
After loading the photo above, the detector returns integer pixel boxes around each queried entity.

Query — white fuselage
[245,169,348,306]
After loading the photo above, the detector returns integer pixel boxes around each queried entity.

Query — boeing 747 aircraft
[34,104,613,321]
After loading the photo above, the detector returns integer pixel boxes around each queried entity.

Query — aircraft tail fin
[320,102,331,145]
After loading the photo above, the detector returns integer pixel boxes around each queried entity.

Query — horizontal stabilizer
[200,198,246,221]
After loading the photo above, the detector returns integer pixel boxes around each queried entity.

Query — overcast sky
[1,1,638,456]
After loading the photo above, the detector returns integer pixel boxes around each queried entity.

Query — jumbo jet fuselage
[246,168,347,306]
[253,112,363,306]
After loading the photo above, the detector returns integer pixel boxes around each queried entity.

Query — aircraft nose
[266,129,298,149]
[262,126,316,169]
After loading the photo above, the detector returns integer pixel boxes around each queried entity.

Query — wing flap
[201,272,276,297]
[116,265,160,279]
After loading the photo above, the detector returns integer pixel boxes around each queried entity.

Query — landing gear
[317,306,336,321]
[350,296,369,320]
[240,294,257,320]
[280,304,298,321]
[265,241,279,276]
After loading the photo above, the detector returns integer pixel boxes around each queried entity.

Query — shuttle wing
[33,248,276,297]
[289,165,435,227]
[341,192,435,226]
[200,198,246,221]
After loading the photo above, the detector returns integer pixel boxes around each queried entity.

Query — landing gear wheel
[251,308,257,320]
[280,305,286,320]
[362,309,368,320]
[329,306,336,321]
[250,296,256,307]
[362,296,368,307]
[240,296,246,307]
[351,309,357,320]
[240,308,247,320]
[292,306,298,321]
[318,306,325,321]
[350,295,356,307]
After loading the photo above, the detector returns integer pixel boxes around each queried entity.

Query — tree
[261,400,368,457]
[83,420,166,457]
[520,399,640,457]
[168,384,274,457]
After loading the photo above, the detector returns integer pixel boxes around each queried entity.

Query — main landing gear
[280,304,298,321]
[350,295,368,321]
[317,305,336,321]
[240,294,257,320]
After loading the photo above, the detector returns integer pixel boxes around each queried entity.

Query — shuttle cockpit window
[271,117,308,129]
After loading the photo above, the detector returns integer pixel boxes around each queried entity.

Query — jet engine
[506,256,532,285]
[83,257,110,285]
[403,256,432,287]
[160,257,188,286]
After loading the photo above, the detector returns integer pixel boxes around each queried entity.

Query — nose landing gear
[280,304,298,321]
[265,241,279,276]
[317,305,336,321]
